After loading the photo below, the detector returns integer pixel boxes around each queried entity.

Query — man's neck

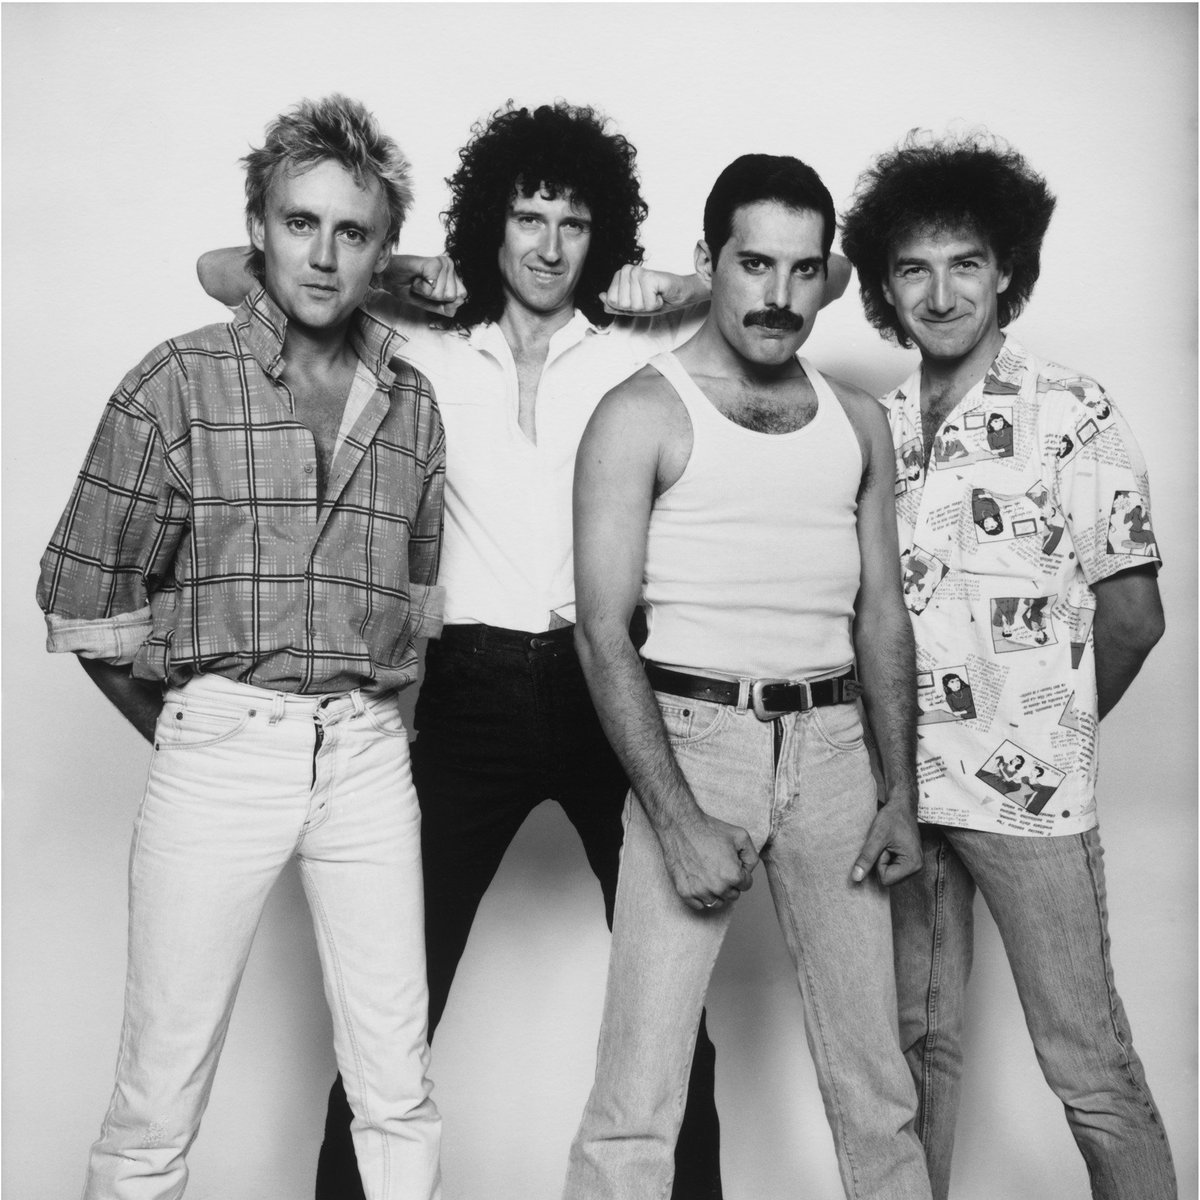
[496,298,576,355]
[281,314,358,378]
[919,326,1005,413]
[678,319,805,388]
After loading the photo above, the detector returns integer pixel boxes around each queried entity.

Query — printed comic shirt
[885,338,1160,836]
[37,289,445,694]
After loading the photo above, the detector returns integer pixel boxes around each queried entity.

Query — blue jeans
[891,824,1176,1200]
[84,674,441,1200]
[565,697,930,1200]
[317,626,722,1200]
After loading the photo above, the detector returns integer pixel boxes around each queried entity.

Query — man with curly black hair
[200,98,848,1199]
[841,132,1175,1200]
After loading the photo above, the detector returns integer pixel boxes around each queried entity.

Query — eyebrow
[735,250,824,268]
[893,245,990,267]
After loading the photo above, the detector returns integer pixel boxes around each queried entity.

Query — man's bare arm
[573,383,759,911]
[78,658,162,743]
[838,391,922,886]
[1092,564,1164,718]
[196,247,466,316]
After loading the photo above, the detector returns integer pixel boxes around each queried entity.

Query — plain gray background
[3,4,1196,1198]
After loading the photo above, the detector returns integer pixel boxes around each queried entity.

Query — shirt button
[303,464,315,475]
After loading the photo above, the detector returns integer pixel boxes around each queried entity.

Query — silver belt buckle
[750,677,807,721]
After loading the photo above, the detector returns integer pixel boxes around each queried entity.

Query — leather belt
[644,662,860,721]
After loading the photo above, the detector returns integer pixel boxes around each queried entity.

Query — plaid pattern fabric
[38,289,445,694]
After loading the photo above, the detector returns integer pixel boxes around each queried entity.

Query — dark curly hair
[840,131,1057,347]
[443,101,647,327]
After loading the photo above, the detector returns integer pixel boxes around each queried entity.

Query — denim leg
[890,826,975,1200]
[299,695,441,1200]
[552,664,723,1200]
[765,704,930,1200]
[565,793,737,1200]
[83,686,316,1200]
[952,826,1176,1200]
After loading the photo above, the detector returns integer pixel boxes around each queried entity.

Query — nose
[538,223,562,263]
[927,268,954,313]
[310,229,337,273]
[765,268,791,309]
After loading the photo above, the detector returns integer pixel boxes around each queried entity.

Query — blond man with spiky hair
[38,95,445,1200]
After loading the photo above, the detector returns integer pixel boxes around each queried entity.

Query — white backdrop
[3,5,1195,1199]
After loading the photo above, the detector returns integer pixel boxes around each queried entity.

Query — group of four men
[39,94,1174,1199]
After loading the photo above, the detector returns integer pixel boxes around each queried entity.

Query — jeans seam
[1079,833,1174,1149]
[918,838,949,1143]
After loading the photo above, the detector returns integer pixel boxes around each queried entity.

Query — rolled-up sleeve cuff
[44,607,152,665]
[408,583,445,640]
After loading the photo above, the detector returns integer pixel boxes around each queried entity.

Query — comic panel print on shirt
[917,665,977,724]
[901,546,949,615]
[1107,489,1158,557]
[990,594,1057,653]
[975,738,1067,821]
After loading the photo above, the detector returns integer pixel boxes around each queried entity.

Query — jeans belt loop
[269,692,287,725]
[735,678,751,713]
[349,690,366,719]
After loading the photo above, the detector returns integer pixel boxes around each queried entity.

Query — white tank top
[639,351,862,678]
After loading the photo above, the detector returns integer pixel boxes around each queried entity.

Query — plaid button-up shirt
[38,289,445,694]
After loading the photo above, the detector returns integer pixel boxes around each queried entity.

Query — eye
[340,228,366,245]
[286,218,311,233]
[741,258,766,273]
[900,266,926,279]
[515,214,540,227]
[795,263,820,278]
[954,260,981,271]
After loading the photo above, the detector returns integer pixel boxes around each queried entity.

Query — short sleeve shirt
[883,338,1160,836]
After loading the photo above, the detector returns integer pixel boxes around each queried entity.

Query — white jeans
[83,674,442,1200]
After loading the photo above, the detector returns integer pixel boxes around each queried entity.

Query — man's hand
[600,266,707,315]
[381,254,467,317]
[654,810,760,912]
[850,798,922,886]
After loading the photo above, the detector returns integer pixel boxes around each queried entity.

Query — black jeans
[315,625,723,1199]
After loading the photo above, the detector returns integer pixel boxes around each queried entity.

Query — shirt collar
[234,287,406,390]
[892,334,1032,417]
[464,307,600,355]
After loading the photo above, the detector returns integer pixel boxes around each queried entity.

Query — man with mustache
[562,154,931,1200]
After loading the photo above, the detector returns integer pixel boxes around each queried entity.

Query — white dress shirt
[386,303,701,631]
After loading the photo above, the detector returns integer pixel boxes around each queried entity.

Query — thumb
[850,827,886,883]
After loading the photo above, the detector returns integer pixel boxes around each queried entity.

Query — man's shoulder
[113,319,241,405]
[601,361,680,410]
[814,368,889,434]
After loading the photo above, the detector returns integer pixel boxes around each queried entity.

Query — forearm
[1095,617,1162,718]
[1092,565,1165,719]
[854,609,919,807]
[575,619,699,832]
[78,657,162,743]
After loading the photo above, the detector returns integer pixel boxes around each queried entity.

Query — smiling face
[496,187,593,321]
[698,201,827,369]
[250,157,392,335]
[882,226,1012,374]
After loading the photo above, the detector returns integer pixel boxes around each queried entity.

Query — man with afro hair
[841,131,1175,1200]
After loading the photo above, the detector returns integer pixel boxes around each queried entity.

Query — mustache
[743,309,805,331]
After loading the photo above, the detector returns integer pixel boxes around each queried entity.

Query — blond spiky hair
[242,94,413,282]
